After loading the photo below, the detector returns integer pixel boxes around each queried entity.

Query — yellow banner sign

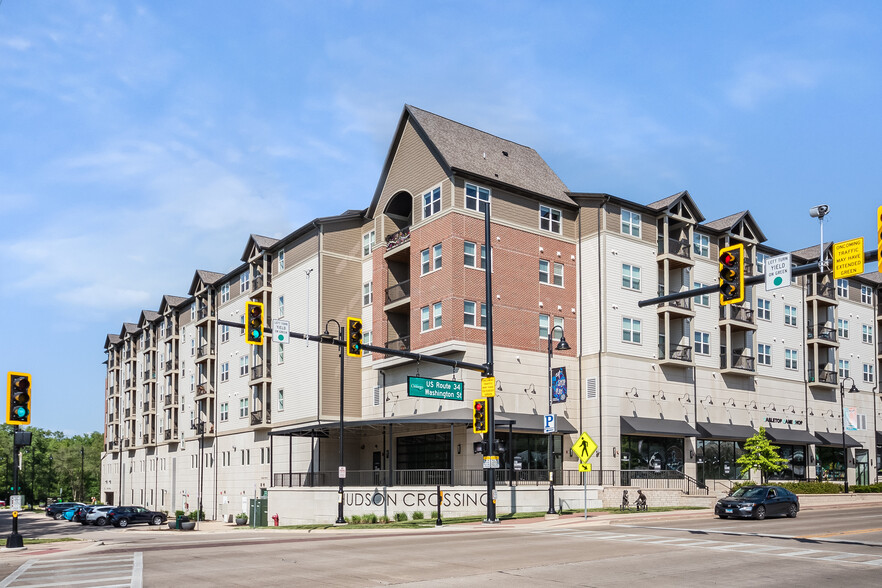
[481,377,496,398]
[833,237,864,279]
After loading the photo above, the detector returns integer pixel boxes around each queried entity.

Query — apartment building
[102,105,882,521]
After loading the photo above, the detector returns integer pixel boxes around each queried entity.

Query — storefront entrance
[856,449,869,486]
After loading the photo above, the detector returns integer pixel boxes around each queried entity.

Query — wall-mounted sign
[764,417,804,426]
[407,376,464,401]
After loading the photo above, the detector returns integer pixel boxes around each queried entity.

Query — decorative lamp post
[839,377,859,492]
[546,325,570,514]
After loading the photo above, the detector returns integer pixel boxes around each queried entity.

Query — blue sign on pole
[551,366,568,403]
[544,414,557,433]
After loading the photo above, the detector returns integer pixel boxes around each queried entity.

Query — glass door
[856,449,869,486]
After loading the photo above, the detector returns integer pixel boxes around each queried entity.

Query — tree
[736,427,789,484]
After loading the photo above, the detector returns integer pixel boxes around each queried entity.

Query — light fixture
[702,395,713,405]
[726,398,736,408]
[745,400,757,409]
[653,390,666,400]
[786,405,796,414]
[763,403,777,412]
[626,387,638,398]
[679,393,691,404]
[612,447,618,457]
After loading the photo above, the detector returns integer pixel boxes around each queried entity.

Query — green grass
[23,538,81,545]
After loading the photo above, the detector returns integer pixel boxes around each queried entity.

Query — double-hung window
[861,285,872,304]
[221,283,230,303]
[694,331,710,355]
[757,344,771,366]
[839,359,850,379]
[464,242,486,269]
[421,243,442,274]
[864,364,874,383]
[278,249,285,270]
[836,279,849,297]
[423,186,441,219]
[239,355,249,376]
[622,318,641,343]
[540,205,562,234]
[757,298,771,321]
[621,209,640,238]
[363,230,375,257]
[464,301,487,328]
[784,305,797,326]
[221,325,230,343]
[540,260,563,286]
[622,264,641,290]
[863,324,874,344]
[421,303,442,331]
[693,282,709,306]
[693,234,709,257]
[363,282,372,306]
[539,314,564,339]
[221,362,229,382]
[240,270,250,293]
[785,349,798,370]
[838,319,849,339]
[465,183,490,213]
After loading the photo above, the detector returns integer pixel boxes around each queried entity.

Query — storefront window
[696,440,745,480]
[396,433,451,470]
[621,436,684,472]
[767,444,806,480]
[816,446,845,481]
[877,444,882,479]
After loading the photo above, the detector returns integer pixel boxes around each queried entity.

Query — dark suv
[107,506,167,527]
[46,502,86,520]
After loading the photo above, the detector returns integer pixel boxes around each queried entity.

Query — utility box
[249,497,268,527]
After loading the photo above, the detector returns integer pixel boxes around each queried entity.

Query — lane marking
[131,551,143,588]
[799,527,882,539]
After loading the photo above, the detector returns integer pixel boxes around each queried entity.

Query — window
[836,279,848,297]
[278,296,285,317]
[785,349,798,370]
[421,249,430,274]
[220,402,229,421]
[239,355,249,376]
[278,389,284,412]
[758,344,771,366]
[190,304,196,320]
[278,343,284,364]
[540,260,564,285]
[861,285,872,305]
[432,302,442,329]
[539,314,564,339]
[465,183,490,213]
[694,331,710,355]
[838,319,849,339]
[464,242,486,269]
[421,304,442,332]
[363,330,372,355]
[784,305,797,326]
[239,398,249,418]
[693,282,709,306]
[622,318,642,343]
[433,243,442,270]
[423,186,441,219]
[757,298,771,321]
[363,282,372,306]
[190,339,195,356]
[756,252,767,274]
[864,364,874,383]
[863,324,873,344]
[240,270,250,293]
[839,359,850,379]
[363,230,375,257]
[221,362,229,382]
[278,249,285,270]
[464,301,487,328]
[621,209,640,238]
[540,205,562,234]
[421,306,430,332]
[622,264,641,290]
[693,234,709,257]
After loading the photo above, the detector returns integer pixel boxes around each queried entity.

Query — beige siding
[605,204,657,246]
[322,222,363,258]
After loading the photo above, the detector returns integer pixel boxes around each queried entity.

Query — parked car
[715,485,800,520]
[46,502,86,520]
[71,505,94,523]
[82,506,115,526]
[61,506,82,521]
[107,506,167,528]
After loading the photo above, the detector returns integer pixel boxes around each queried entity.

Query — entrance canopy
[621,416,699,437]
[764,428,819,445]
[269,408,577,438]
[696,422,758,440]
[814,431,862,448]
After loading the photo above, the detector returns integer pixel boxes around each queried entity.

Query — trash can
[175,515,184,530]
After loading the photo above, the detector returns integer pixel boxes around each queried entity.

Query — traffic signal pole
[483,204,497,524]
[6,425,24,549]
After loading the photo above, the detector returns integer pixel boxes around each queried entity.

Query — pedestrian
[91,496,97,505]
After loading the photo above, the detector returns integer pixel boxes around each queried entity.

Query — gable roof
[138,310,160,326]
[240,234,281,262]
[645,190,706,223]
[369,105,573,216]
[189,270,226,295]
[700,210,767,243]
[158,294,191,315]
[104,333,122,349]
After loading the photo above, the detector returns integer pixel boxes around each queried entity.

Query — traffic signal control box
[346,317,363,357]
[472,398,488,434]
[246,301,264,345]
[7,372,31,425]
[719,243,745,306]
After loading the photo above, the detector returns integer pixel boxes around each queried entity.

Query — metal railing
[659,343,692,362]
[164,393,178,406]
[720,352,755,372]
[720,304,755,324]
[385,226,411,251]
[197,344,215,358]
[385,336,410,351]
[807,281,836,300]
[197,307,214,320]
[251,364,270,380]
[658,238,691,259]
[253,274,272,290]
[661,296,692,312]
[250,410,263,426]
[808,368,838,385]
[385,279,411,304]
[807,324,837,342]
[143,434,151,445]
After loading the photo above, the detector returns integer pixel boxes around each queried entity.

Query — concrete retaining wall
[601,487,716,509]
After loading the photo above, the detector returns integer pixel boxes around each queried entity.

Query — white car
[82,506,115,526]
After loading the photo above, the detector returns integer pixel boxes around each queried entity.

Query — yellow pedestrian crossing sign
[571,432,598,462]
[578,462,592,472]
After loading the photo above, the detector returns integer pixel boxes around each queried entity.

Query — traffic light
[245,301,264,345]
[346,317,363,357]
[719,243,745,306]
[472,398,488,434]
[7,372,31,425]
[877,205,882,266]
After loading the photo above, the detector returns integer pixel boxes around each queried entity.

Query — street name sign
[833,237,864,279]
[764,253,791,291]
[407,376,464,401]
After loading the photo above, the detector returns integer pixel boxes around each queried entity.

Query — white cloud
[726,54,828,109]
[1,36,32,51]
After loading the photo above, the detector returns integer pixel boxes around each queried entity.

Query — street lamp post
[546,325,570,515]
[323,319,346,524]
[80,447,85,502]
[192,409,205,527]
[839,377,859,493]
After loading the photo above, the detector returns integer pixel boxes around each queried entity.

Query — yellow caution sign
[481,377,496,398]
[833,237,864,279]
[571,432,598,462]
[578,462,592,472]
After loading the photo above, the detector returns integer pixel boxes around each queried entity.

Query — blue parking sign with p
[544,414,556,433]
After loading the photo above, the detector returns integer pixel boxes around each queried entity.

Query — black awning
[697,422,758,440]
[764,427,820,445]
[814,431,862,448]
[621,416,699,438]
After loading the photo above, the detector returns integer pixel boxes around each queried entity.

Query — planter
[235,518,248,526]
[180,521,196,530]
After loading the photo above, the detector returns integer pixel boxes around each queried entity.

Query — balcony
[720,351,755,374]
[197,344,215,359]
[195,383,212,399]
[385,226,411,251]
[658,296,693,317]
[807,281,836,301]
[808,368,838,387]
[656,237,693,267]
[124,439,131,448]
[807,324,838,345]
[143,434,152,445]
[252,274,272,291]
[385,279,411,305]
[143,369,155,381]
[658,343,692,365]
[164,393,179,407]
[196,306,214,321]
[165,358,179,373]
[143,400,151,413]
[719,304,756,328]
[164,429,174,441]
[125,378,132,389]
[125,408,131,418]
[386,336,410,352]
[125,350,132,360]
[251,364,271,381]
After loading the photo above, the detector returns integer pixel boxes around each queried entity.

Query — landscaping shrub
[394,512,408,522]
[363,513,378,524]
[412,511,424,520]
[852,483,882,493]
[349,514,362,524]
[729,481,844,494]
[378,515,390,524]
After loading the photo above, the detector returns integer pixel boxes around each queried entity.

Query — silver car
[82,505,115,526]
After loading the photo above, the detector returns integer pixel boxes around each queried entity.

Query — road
[2,507,882,586]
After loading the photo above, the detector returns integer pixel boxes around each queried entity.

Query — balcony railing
[808,368,837,385]
[251,364,270,381]
[659,343,692,362]
[165,358,179,372]
[251,410,263,426]
[143,370,155,380]
[658,238,691,259]
[720,304,755,324]
[197,344,215,359]
[807,281,836,300]
[385,226,411,251]
[143,434,151,445]
[197,307,214,320]
[124,439,131,448]
[124,408,131,418]
[660,297,692,312]
[164,429,173,441]
[125,378,132,388]
[164,393,178,407]
[720,352,755,372]
[385,280,411,304]
[807,324,837,342]
[386,336,410,352]
[252,274,272,290]
[143,401,150,412]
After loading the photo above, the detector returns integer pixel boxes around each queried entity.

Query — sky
[2,1,882,435]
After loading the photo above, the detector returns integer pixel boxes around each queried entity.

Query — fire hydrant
[272,513,279,526]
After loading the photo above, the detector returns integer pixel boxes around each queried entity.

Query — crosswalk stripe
[0,553,142,588]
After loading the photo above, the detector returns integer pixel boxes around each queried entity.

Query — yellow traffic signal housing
[346,317,363,357]
[877,205,882,267]
[719,243,745,306]
[7,372,31,425]
[472,398,488,434]
[245,301,264,345]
